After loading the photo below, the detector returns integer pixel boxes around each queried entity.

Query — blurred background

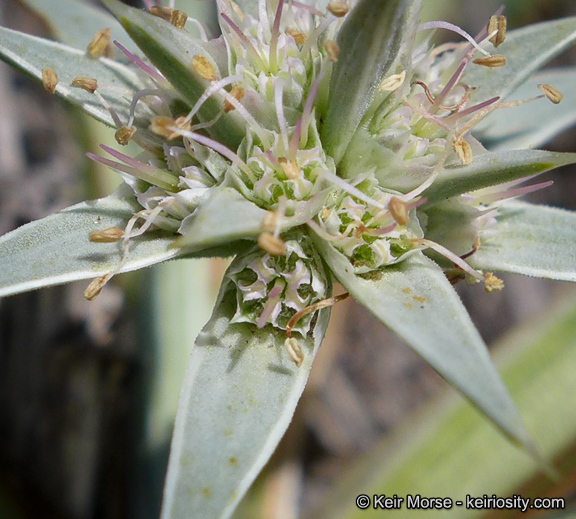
[1,1,576,518]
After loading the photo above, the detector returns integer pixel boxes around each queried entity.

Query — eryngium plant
[2,0,576,517]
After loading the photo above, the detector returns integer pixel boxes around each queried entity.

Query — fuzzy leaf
[161,260,331,519]
[17,0,136,52]
[465,17,576,106]
[0,26,147,126]
[469,200,576,281]
[477,68,576,151]
[323,0,422,164]
[176,187,268,250]
[0,188,180,298]
[315,241,535,451]
[102,0,246,149]
[355,136,576,203]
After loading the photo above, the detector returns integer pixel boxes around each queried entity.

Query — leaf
[102,0,246,149]
[176,187,269,250]
[353,134,576,202]
[314,240,535,451]
[464,17,576,106]
[161,258,331,519]
[476,68,576,151]
[0,187,179,298]
[0,26,147,126]
[469,200,576,281]
[310,289,576,519]
[17,0,136,52]
[322,0,422,164]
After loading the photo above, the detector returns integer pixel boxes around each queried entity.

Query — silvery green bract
[2,0,576,518]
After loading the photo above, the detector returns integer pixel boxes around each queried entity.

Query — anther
[87,28,112,58]
[192,55,218,82]
[453,137,473,165]
[42,68,58,94]
[379,70,406,92]
[278,157,301,179]
[538,83,563,104]
[324,40,339,62]
[388,197,409,226]
[89,227,124,243]
[149,115,191,140]
[484,272,504,292]
[84,274,112,301]
[224,85,246,112]
[284,337,304,367]
[327,1,350,17]
[286,28,307,45]
[258,232,287,256]
[115,126,137,146]
[488,15,507,47]
[71,77,98,93]
[472,54,507,68]
[262,211,280,232]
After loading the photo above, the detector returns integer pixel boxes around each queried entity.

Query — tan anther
[84,274,110,301]
[327,1,349,17]
[171,10,188,29]
[192,55,218,82]
[473,54,507,68]
[321,207,331,220]
[89,227,124,243]
[484,272,504,292]
[87,28,111,58]
[42,68,58,94]
[149,115,190,140]
[454,137,473,165]
[71,77,98,93]
[324,40,339,62]
[262,211,279,232]
[278,157,301,179]
[224,85,246,113]
[286,28,307,45]
[388,197,409,226]
[488,15,507,47]
[258,232,287,256]
[149,6,173,21]
[538,83,563,104]
[379,70,406,92]
[284,337,304,367]
[115,126,137,146]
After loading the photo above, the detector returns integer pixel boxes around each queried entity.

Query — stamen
[453,137,473,165]
[89,227,124,243]
[42,68,58,94]
[127,88,171,127]
[224,85,246,112]
[114,126,137,145]
[538,83,563,104]
[318,169,386,209]
[379,70,406,92]
[183,74,243,123]
[472,54,507,68]
[418,21,491,56]
[220,12,268,71]
[84,274,113,300]
[258,232,287,256]
[286,293,349,338]
[150,115,191,140]
[94,91,123,127]
[488,15,507,47]
[484,272,504,292]
[71,77,98,93]
[87,28,112,58]
[114,41,164,82]
[324,39,340,62]
[149,6,188,29]
[192,55,218,82]
[284,337,304,367]
[327,1,350,17]
[410,238,484,281]
[286,28,307,45]
[269,0,285,75]
[278,157,301,179]
[292,1,323,17]
[388,197,409,226]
